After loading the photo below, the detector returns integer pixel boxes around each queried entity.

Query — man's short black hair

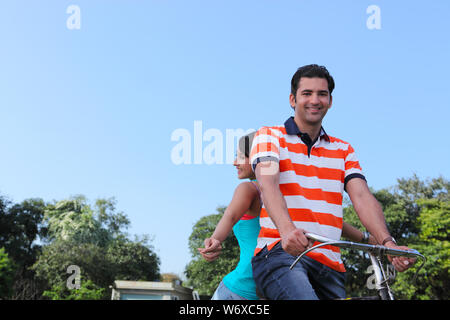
[291,64,335,97]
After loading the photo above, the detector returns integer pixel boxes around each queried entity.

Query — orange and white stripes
[250,123,364,272]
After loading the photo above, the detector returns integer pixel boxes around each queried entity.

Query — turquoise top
[222,215,261,300]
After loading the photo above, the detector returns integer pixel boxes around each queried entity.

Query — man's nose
[310,93,320,105]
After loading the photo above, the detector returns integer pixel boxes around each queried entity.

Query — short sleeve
[250,127,281,172]
[344,144,366,190]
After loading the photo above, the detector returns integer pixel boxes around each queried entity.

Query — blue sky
[0,1,449,279]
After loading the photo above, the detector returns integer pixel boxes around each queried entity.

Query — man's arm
[255,161,309,256]
[346,178,415,272]
[345,178,390,244]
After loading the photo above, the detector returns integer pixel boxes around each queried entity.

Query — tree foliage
[185,206,240,296]
[106,236,160,282]
[0,247,15,299]
[0,196,47,299]
[392,198,449,299]
[43,277,106,300]
[0,194,160,300]
[32,196,160,299]
[343,175,449,299]
[42,195,122,246]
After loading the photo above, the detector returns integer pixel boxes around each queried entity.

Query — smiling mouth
[307,106,322,113]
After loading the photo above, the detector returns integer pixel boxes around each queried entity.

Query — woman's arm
[342,222,377,245]
[198,182,258,262]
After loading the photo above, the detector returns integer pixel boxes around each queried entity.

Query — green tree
[343,175,449,299]
[33,196,160,299]
[392,198,449,299]
[42,195,113,246]
[43,277,105,300]
[0,196,47,299]
[106,236,160,281]
[0,247,15,299]
[185,206,240,296]
[0,198,46,270]
[33,241,112,293]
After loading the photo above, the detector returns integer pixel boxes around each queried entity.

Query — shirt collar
[284,116,330,142]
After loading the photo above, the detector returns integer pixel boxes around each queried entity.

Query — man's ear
[289,93,296,110]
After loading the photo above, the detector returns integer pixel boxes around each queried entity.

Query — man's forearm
[353,195,391,244]
[347,179,392,244]
[349,186,390,244]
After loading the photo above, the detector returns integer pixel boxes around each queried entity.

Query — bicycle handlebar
[290,232,426,282]
[306,232,423,258]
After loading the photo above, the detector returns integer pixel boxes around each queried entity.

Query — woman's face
[233,150,255,180]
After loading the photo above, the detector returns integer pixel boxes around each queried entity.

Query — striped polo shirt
[250,117,366,272]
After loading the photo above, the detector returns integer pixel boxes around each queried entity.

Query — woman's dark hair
[290,64,335,97]
[238,131,256,158]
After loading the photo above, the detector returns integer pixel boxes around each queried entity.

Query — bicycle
[290,232,426,300]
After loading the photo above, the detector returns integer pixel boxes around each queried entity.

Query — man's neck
[293,117,322,142]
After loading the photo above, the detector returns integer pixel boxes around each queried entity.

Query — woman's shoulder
[234,181,259,196]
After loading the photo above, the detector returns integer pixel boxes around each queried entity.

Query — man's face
[289,77,332,128]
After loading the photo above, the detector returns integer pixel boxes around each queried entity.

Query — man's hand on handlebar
[281,228,314,257]
[384,242,417,272]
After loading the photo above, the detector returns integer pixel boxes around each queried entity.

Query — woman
[199,132,261,300]
[199,132,377,300]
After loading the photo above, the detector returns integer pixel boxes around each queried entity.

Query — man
[250,64,415,300]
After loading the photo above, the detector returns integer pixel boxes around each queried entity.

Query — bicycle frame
[289,232,426,300]
[368,253,394,300]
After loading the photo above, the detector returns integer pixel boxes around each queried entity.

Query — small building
[111,280,196,300]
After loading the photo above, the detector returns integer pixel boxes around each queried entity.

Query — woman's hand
[198,238,222,262]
